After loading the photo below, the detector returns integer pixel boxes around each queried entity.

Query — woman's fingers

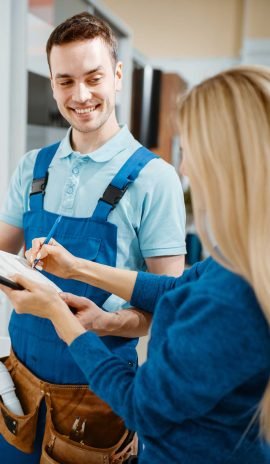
[32,237,45,254]
[12,273,39,291]
[25,238,61,265]
[25,248,32,264]
[25,237,45,265]
[60,292,89,309]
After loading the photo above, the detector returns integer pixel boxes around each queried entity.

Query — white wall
[151,56,241,87]
[0,0,28,336]
[0,1,12,204]
[241,38,270,65]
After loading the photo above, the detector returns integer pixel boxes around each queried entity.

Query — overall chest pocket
[55,235,101,261]
[42,236,110,303]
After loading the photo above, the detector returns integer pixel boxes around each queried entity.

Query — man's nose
[74,83,92,102]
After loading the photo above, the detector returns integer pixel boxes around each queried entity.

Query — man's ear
[115,62,123,92]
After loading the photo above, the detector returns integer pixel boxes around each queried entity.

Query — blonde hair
[179,65,270,440]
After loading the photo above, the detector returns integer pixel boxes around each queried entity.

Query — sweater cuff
[69,332,111,375]
[130,271,162,313]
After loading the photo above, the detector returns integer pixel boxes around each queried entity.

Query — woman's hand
[0,275,86,344]
[25,238,77,279]
[0,274,68,319]
[25,237,137,305]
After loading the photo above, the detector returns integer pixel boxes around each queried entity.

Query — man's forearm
[83,307,152,338]
[0,221,24,253]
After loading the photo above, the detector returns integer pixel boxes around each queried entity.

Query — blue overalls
[1,142,157,463]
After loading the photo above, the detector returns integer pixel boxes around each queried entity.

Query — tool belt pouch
[41,386,137,464]
[0,355,43,453]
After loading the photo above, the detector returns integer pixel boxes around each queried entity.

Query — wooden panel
[150,73,187,163]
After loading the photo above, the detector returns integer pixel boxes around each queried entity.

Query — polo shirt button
[67,187,73,194]
[72,167,79,174]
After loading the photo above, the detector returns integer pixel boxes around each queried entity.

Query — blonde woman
[2,66,270,464]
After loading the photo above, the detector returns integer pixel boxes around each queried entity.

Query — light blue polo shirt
[0,125,186,310]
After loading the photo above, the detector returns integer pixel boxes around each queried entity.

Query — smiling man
[49,38,122,151]
[0,12,186,463]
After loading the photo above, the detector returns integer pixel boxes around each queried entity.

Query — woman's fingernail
[36,252,41,260]
[36,265,43,271]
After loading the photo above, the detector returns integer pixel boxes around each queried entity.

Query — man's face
[50,38,122,136]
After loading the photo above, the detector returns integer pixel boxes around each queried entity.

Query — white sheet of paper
[0,250,61,292]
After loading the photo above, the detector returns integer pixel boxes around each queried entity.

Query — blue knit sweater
[69,258,270,463]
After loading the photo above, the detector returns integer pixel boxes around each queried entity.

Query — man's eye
[59,81,72,86]
[90,77,102,84]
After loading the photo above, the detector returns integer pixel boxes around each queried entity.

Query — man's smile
[72,104,100,114]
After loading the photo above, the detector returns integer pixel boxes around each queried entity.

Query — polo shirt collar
[56,125,133,162]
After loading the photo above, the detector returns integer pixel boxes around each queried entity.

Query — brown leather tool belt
[0,351,137,463]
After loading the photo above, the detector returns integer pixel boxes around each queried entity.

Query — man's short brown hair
[46,12,118,70]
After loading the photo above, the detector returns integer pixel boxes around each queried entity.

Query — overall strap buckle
[29,141,60,211]
[30,173,49,196]
[100,184,128,208]
[92,146,158,221]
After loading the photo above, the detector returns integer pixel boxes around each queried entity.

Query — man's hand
[61,293,152,338]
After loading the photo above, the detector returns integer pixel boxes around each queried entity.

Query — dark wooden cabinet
[150,73,187,163]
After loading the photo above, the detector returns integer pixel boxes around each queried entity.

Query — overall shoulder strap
[92,146,158,221]
[29,142,61,211]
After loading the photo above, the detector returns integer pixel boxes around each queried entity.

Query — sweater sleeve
[69,282,269,438]
[130,258,209,313]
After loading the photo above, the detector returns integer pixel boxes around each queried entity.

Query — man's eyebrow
[55,67,104,79]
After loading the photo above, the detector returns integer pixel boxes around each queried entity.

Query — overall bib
[0,142,157,463]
